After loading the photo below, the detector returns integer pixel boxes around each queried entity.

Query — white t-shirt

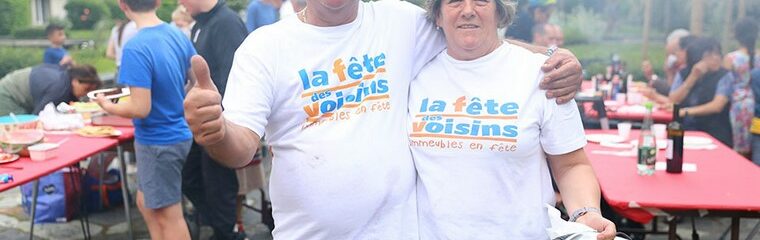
[108,21,138,66]
[408,42,586,239]
[222,1,444,239]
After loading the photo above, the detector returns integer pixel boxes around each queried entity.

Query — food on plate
[76,126,119,137]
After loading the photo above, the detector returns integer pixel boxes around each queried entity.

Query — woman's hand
[575,212,617,240]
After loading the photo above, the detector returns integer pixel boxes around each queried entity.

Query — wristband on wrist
[569,207,601,222]
[545,45,558,57]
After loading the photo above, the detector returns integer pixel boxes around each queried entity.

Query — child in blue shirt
[95,0,195,238]
[43,24,71,65]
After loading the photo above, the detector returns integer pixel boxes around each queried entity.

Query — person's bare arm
[679,95,729,117]
[184,56,259,168]
[548,148,616,240]
[507,39,584,104]
[95,87,151,118]
[669,62,708,104]
[106,39,116,60]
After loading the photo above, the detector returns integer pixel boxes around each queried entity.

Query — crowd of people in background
[628,19,760,166]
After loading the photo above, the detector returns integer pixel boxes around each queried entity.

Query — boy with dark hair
[95,0,196,239]
[43,24,72,65]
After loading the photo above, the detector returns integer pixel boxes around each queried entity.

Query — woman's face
[437,0,500,58]
[71,80,98,98]
[702,50,722,72]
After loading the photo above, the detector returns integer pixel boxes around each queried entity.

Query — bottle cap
[644,102,654,110]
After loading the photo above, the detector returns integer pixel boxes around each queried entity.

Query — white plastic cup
[618,122,632,140]
[653,124,667,140]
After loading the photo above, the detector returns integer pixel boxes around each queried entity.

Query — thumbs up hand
[184,55,226,146]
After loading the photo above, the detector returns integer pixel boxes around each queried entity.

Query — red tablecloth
[585,130,760,224]
[583,102,673,123]
[0,134,119,192]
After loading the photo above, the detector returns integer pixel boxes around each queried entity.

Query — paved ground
[0,159,757,239]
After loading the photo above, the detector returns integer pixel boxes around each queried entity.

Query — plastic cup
[618,122,632,140]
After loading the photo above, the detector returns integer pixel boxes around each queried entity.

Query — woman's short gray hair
[426,0,517,28]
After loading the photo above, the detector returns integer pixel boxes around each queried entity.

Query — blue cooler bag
[21,169,80,223]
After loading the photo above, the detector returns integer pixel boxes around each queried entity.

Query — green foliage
[567,42,666,81]
[227,0,247,12]
[11,26,47,39]
[157,0,178,22]
[65,0,111,30]
[71,46,115,74]
[0,0,31,35]
[554,6,605,45]
[105,0,126,20]
[0,47,43,78]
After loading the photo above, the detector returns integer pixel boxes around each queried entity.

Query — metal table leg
[117,145,134,239]
[29,180,40,240]
[668,217,678,240]
[731,217,740,240]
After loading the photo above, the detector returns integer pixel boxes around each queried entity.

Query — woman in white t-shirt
[408,0,616,239]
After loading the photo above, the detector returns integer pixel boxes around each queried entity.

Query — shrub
[227,0,246,13]
[0,48,43,78]
[157,0,178,22]
[11,26,47,39]
[0,0,30,35]
[554,6,605,45]
[105,0,126,21]
[65,0,111,30]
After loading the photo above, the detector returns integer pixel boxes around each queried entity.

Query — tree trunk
[643,0,653,60]
[690,0,704,35]
[722,0,734,48]
[738,0,746,19]
[664,0,672,32]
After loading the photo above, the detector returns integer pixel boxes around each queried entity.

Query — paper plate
[87,87,130,101]
[0,153,19,164]
[684,136,713,146]
[586,134,626,143]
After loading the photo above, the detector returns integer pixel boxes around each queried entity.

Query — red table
[585,129,760,239]
[0,134,118,191]
[0,133,119,238]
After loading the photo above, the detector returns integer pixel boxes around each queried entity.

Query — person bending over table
[0,64,101,116]
[407,0,615,239]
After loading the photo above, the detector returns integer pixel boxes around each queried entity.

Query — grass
[566,42,666,80]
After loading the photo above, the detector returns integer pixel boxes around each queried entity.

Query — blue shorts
[134,139,192,209]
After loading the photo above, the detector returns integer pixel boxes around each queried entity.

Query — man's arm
[680,95,729,117]
[507,39,583,104]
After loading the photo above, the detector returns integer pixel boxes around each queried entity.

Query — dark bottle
[666,104,684,173]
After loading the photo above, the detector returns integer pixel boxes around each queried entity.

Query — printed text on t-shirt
[410,96,520,152]
[299,53,390,128]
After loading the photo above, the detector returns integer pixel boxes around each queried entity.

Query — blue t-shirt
[42,47,68,65]
[246,0,277,33]
[118,23,196,145]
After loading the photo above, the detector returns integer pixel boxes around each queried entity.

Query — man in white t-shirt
[183,0,584,238]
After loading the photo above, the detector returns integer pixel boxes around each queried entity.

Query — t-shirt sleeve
[539,71,587,155]
[716,72,734,98]
[405,2,445,76]
[42,48,56,64]
[670,72,684,93]
[221,33,276,138]
[118,46,153,89]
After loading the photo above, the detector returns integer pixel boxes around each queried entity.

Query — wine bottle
[666,104,684,173]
